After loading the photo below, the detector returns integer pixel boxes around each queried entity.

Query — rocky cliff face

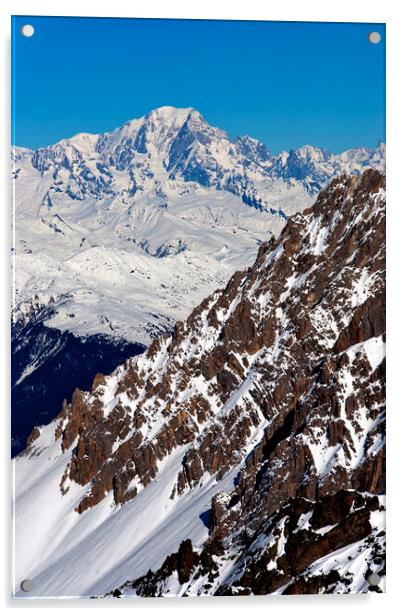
[113,490,384,597]
[18,169,385,596]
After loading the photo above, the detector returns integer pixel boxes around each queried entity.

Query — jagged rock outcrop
[110,490,384,596]
[20,169,385,596]
[42,169,385,513]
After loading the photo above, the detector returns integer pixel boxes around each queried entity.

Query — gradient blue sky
[12,16,385,153]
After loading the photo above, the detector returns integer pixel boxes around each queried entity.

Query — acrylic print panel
[11,15,386,598]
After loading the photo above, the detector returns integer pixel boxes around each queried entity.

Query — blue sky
[12,16,385,153]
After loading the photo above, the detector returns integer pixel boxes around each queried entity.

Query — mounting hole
[368,572,381,586]
[21,24,35,38]
[20,578,34,592]
[368,31,381,45]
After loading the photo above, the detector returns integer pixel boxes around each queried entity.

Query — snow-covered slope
[13,191,279,345]
[13,170,385,597]
[13,106,385,344]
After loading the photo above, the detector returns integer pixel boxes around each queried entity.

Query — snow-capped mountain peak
[19,105,385,193]
[290,144,329,162]
[12,106,385,347]
[95,106,210,164]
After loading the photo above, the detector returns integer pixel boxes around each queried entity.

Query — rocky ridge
[113,490,384,596]
[18,169,386,596]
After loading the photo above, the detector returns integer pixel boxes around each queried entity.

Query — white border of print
[1,0,400,614]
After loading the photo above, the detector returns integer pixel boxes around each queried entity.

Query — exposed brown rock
[29,171,384,597]
[26,426,40,447]
[91,373,106,391]
[114,490,383,597]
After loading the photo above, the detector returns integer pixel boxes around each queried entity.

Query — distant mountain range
[13,106,385,343]
[11,107,385,455]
